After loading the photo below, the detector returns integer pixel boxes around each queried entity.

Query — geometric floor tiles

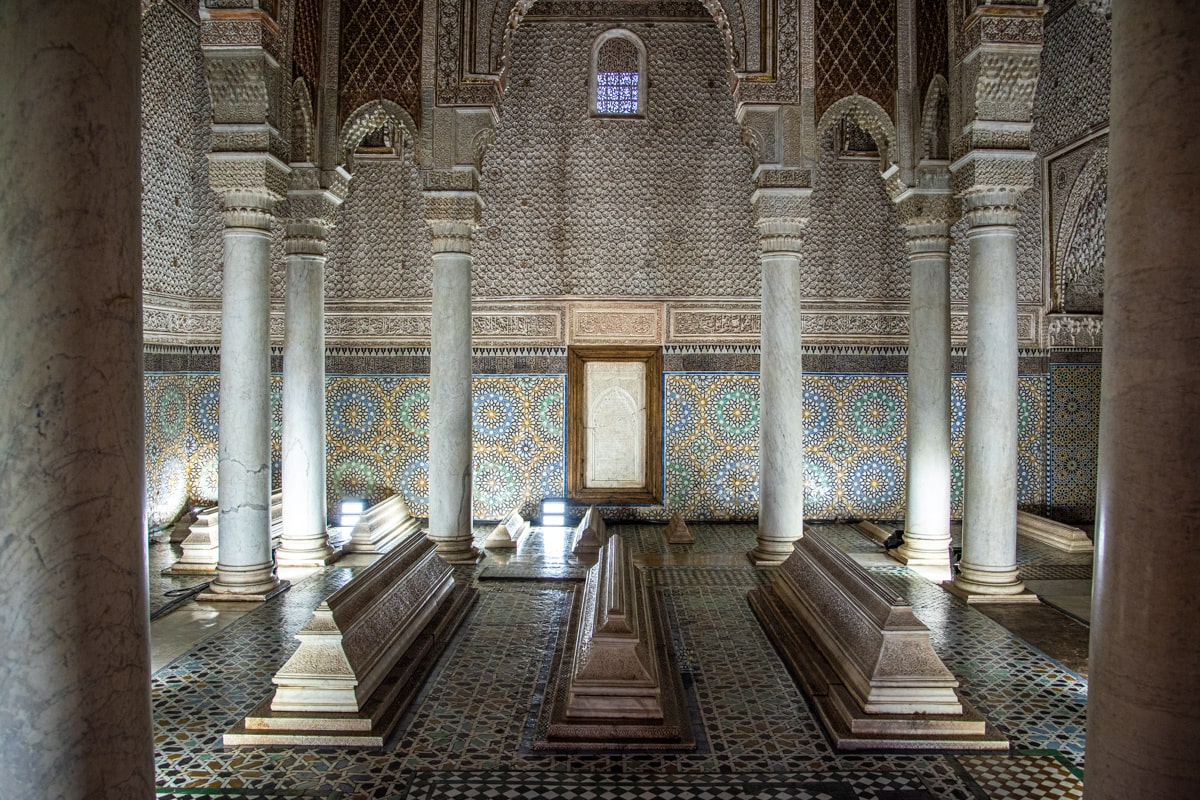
[153,523,1089,799]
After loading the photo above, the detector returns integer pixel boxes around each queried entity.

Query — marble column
[0,0,154,794]
[203,191,287,599]
[896,220,952,567]
[277,218,336,566]
[1085,1,1200,797]
[750,190,810,565]
[426,213,481,563]
[949,188,1032,601]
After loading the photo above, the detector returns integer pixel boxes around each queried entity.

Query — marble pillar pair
[0,0,154,795]
[204,199,341,588]
[894,193,1033,583]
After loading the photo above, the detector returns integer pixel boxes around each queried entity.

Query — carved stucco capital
[901,219,953,257]
[284,218,332,257]
[960,185,1026,228]
[423,189,484,255]
[219,188,279,230]
[751,187,812,256]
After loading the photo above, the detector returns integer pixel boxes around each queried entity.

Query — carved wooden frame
[567,346,663,505]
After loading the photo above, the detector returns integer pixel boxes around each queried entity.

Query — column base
[198,580,291,604]
[276,540,343,568]
[747,544,795,566]
[891,539,952,567]
[200,562,289,602]
[426,533,482,564]
[944,566,1038,604]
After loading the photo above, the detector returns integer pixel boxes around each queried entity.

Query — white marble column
[1086,2,1200,797]
[896,221,952,567]
[426,211,481,563]
[277,218,336,566]
[204,191,286,599]
[0,0,154,794]
[950,188,1031,601]
[750,190,810,565]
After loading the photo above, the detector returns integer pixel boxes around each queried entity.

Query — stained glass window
[592,33,643,117]
[596,71,639,115]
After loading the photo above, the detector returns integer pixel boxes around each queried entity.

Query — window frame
[589,29,648,119]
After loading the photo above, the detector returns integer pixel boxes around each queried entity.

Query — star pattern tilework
[146,369,1057,528]
[1048,364,1100,522]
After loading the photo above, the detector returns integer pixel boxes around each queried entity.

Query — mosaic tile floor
[152,523,1089,799]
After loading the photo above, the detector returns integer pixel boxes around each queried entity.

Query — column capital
[751,187,812,257]
[960,185,1026,228]
[282,166,347,256]
[219,188,279,231]
[423,190,483,255]
[902,219,953,256]
[209,152,290,202]
[284,218,331,257]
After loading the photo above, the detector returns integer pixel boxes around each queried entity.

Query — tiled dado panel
[666,373,1048,521]
[144,373,282,528]
[1048,362,1102,522]
[145,370,1051,528]
[323,375,565,521]
[144,374,566,527]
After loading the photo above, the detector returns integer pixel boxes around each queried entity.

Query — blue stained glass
[596,71,638,114]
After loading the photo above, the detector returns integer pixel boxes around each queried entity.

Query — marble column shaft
[955,189,1026,596]
[211,194,281,596]
[279,221,333,565]
[752,215,807,565]
[427,220,479,562]
[0,0,154,794]
[1086,1,1200,797]
[898,222,952,565]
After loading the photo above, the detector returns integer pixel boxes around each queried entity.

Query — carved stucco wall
[1036,0,1110,315]
[141,2,223,300]
[802,128,907,300]
[472,21,760,297]
[326,152,434,298]
[1033,0,1110,156]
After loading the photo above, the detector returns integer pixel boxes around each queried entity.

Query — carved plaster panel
[1046,313,1102,348]
[568,303,665,345]
[143,294,1045,348]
